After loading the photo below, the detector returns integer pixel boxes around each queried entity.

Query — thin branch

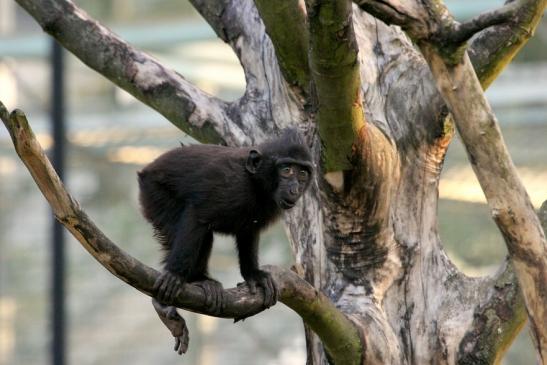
[354,0,418,27]
[354,0,430,39]
[189,0,293,136]
[0,102,363,365]
[254,0,311,92]
[16,0,246,146]
[305,0,365,172]
[451,1,520,45]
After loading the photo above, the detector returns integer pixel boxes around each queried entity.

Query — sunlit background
[0,1,546,364]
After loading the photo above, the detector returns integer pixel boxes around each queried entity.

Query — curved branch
[254,0,311,92]
[16,0,246,146]
[469,0,547,89]
[189,0,275,108]
[0,102,362,365]
[306,0,365,172]
[451,2,520,45]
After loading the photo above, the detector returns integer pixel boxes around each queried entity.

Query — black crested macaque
[138,128,313,354]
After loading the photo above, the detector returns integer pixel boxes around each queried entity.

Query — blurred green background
[0,1,546,364]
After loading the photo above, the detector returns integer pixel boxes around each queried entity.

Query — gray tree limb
[15,0,248,146]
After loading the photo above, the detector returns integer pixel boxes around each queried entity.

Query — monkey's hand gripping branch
[0,103,363,365]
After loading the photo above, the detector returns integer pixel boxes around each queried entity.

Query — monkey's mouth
[279,199,296,209]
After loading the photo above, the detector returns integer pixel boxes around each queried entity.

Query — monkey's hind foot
[194,278,225,315]
[152,299,189,355]
[154,271,184,305]
[240,270,278,309]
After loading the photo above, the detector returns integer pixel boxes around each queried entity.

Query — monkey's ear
[245,149,262,174]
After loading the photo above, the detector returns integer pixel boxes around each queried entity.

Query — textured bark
[8,0,547,363]
[421,47,547,362]
[254,0,310,92]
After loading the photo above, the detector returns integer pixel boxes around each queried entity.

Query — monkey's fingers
[154,272,171,302]
[155,271,183,304]
[174,329,189,355]
[258,275,278,308]
[265,280,276,307]
[246,280,258,295]
[164,275,180,303]
[195,280,225,315]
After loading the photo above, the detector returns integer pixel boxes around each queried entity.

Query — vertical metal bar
[50,39,66,365]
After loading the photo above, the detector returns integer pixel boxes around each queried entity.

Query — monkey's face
[274,163,311,209]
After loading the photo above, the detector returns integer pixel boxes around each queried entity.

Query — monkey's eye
[280,166,293,177]
[297,170,309,181]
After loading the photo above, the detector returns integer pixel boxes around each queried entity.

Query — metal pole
[50,39,66,365]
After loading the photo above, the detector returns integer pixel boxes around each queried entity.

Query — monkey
[137,128,313,354]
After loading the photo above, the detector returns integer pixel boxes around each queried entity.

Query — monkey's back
[137,144,273,240]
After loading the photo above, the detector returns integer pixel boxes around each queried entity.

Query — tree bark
[6,0,547,363]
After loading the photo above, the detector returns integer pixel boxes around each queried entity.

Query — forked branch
[0,102,362,365]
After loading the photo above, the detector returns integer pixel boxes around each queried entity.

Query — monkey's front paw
[194,278,225,315]
[243,270,278,309]
[154,271,184,305]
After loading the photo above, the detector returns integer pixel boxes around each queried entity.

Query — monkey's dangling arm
[152,298,189,355]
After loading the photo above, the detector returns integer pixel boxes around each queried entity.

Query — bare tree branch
[451,1,520,45]
[188,0,267,91]
[254,0,311,92]
[16,0,247,146]
[469,0,547,89]
[189,0,299,139]
[0,102,363,365]
[305,0,365,173]
[354,0,431,38]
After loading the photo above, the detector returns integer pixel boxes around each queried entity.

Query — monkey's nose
[289,186,299,196]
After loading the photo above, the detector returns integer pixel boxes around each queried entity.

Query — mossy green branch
[254,0,311,92]
[307,0,365,172]
[276,266,363,365]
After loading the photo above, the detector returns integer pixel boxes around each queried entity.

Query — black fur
[138,128,313,309]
